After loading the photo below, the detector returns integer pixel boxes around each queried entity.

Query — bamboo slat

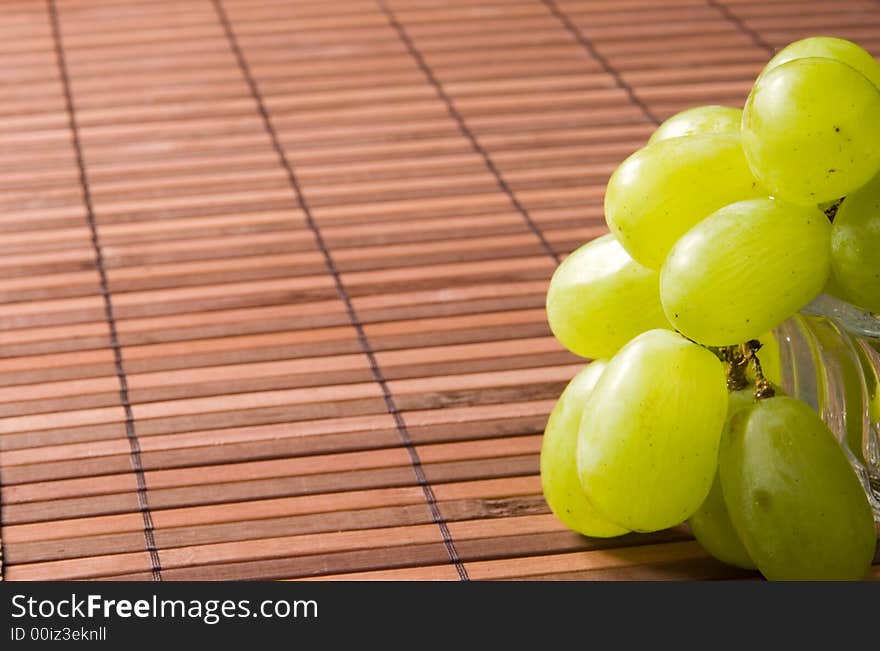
[0,0,878,582]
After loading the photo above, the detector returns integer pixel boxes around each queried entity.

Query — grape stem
[823,197,845,222]
[743,339,775,400]
[718,345,750,391]
[710,341,774,399]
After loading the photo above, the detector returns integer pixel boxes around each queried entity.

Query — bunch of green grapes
[542,37,880,581]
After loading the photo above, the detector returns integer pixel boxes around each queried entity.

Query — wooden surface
[1,0,879,582]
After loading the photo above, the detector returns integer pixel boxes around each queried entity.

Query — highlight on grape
[541,36,880,581]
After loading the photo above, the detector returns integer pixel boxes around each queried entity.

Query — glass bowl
[775,293,880,519]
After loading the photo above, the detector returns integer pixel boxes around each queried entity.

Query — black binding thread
[705,0,776,55]
[541,0,662,125]
[377,0,561,264]
[47,0,162,581]
[212,0,470,581]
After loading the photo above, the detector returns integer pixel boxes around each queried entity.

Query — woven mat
[1,0,878,582]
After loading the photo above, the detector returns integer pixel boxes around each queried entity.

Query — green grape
[661,198,831,346]
[830,172,880,312]
[689,390,757,570]
[720,396,877,581]
[821,266,848,298]
[540,361,629,538]
[546,234,672,359]
[577,329,728,532]
[648,105,742,143]
[690,473,756,570]
[759,36,880,90]
[742,57,880,205]
[604,134,764,269]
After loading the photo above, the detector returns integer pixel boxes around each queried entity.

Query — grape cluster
[541,37,880,580]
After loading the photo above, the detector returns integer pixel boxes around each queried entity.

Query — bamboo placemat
[0,0,878,582]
